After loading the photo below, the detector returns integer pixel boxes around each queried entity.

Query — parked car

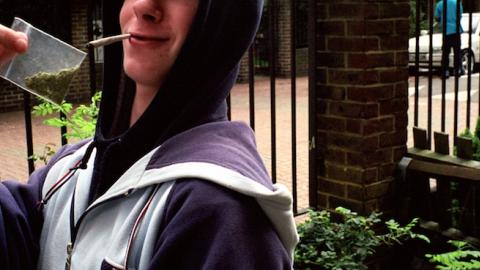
[409,13,480,74]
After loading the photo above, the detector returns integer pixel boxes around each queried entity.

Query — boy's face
[120,0,198,89]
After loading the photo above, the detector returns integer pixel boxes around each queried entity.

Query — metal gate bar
[453,0,461,141]
[467,0,473,128]
[269,0,277,184]
[308,0,317,210]
[290,0,298,213]
[23,92,34,174]
[414,0,420,128]
[427,0,433,148]
[441,0,447,132]
[248,46,256,131]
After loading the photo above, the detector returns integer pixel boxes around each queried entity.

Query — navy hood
[99,0,263,140]
[88,0,264,199]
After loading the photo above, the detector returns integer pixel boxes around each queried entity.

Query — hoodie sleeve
[0,145,72,270]
[147,179,292,270]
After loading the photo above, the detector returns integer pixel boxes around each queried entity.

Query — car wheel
[461,50,475,74]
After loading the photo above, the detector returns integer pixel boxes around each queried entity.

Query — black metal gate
[16,0,317,216]
[408,0,480,238]
[410,0,480,146]
[226,0,316,215]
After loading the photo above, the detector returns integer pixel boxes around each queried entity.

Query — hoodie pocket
[101,259,125,270]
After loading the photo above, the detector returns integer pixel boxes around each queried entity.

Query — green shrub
[294,207,429,270]
[459,117,480,161]
[29,92,101,164]
[426,240,480,270]
[28,142,56,165]
[32,92,101,140]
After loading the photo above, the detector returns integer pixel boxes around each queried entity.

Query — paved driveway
[0,76,311,211]
[408,73,480,148]
[3,72,476,212]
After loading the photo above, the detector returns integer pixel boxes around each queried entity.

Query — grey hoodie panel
[37,143,176,270]
[37,122,298,269]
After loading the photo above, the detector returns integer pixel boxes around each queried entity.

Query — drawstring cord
[36,140,160,269]
[37,141,97,210]
[124,185,161,269]
[79,141,97,169]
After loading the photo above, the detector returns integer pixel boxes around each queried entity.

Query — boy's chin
[124,65,165,87]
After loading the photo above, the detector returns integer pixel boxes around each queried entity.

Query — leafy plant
[28,142,56,165]
[294,207,429,270]
[426,240,480,270]
[459,117,480,161]
[29,92,101,164]
[32,91,101,140]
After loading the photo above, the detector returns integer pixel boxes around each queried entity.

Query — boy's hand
[0,24,28,67]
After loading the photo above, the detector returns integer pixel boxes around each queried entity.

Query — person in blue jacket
[0,0,298,269]
[435,0,465,78]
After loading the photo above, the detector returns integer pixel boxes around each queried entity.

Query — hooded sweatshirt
[0,0,298,269]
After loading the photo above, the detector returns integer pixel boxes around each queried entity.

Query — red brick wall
[0,82,23,112]
[66,0,91,103]
[315,0,410,214]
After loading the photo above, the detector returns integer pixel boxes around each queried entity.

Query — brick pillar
[68,0,91,103]
[276,0,292,77]
[315,0,409,214]
[237,52,250,83]
[238,0,292,82]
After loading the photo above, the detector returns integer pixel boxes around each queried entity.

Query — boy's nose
[133,0,163,23]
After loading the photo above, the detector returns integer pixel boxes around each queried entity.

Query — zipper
[65,242,73,270]
[64,190,132,269]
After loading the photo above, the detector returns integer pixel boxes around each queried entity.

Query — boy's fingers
[14,33,28,53]
[0,24,28,53]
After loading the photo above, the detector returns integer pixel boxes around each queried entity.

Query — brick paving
[230,76,310,210]
[0,76,311,210]
[3,74,477,212]
[0,110,62,181]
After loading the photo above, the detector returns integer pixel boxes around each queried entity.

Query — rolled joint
[86,33,131,49]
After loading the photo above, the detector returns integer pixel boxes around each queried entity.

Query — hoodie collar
[84,0,264,201]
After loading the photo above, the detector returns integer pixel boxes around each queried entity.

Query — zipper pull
[65,242,73,270]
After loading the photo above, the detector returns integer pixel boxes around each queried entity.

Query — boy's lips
[129,32,170,43]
